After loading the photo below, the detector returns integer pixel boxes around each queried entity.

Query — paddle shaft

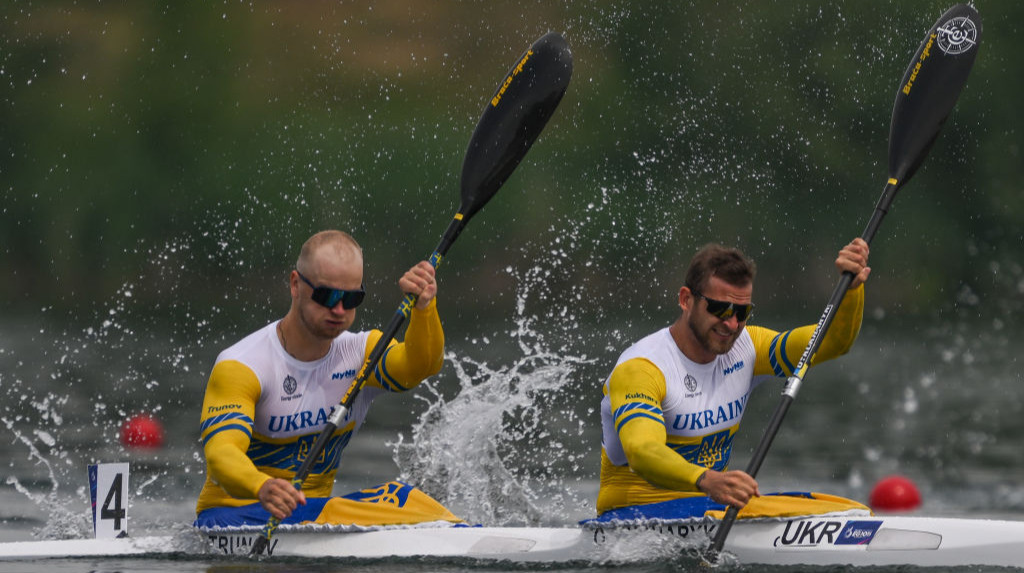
[707,179,897,553]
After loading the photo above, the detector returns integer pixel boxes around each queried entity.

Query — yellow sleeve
[365,297,444,392]
[813,282,864,363]
[609,358,707,491]
[750,284,865,377]
[199,360,270,500]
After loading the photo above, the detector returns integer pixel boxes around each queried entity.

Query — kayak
[4,514,1024,567]
[5,465,1016,565]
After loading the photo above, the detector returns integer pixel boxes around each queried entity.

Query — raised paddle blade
[888,3,981,186]
[459,32,573,221]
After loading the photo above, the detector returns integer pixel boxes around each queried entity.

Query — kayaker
[194,229,460,528]
[596,238,871,517]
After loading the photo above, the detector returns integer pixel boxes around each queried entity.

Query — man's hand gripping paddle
[249,32,573,556]
[705,4,981,563]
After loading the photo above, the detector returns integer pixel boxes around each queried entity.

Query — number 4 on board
[89,462,130,538]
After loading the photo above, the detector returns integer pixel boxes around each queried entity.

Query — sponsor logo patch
[835,520,883,545]
[625,392,656,403]
[722,360,744,376]
[332,369,357,381]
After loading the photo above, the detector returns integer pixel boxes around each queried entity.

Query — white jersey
[197,300,444,514]
[214,321,380,441]
[596,286,864,514]
[601,327,771,471]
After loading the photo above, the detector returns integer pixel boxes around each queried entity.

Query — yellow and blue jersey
[597,286,864,515]
[196,299,443,515]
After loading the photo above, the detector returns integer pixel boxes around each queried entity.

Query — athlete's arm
[837,237,871,289]
[808,237,869,362]
[611,359,759,507]
[610,359,710,490]
[750,236,870,376]
[812,282,865,363]
[198,363,274,493]
[695,468,761,509]
[256,477,307,520]
[610,358,760,509]
[807,237,870,361]
[200,360,307,517]
[750,283,864,376]
[363,262,444,392]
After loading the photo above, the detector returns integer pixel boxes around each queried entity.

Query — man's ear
[678,286,694,312]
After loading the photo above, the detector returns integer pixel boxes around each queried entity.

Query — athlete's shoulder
[743,323,787,355]
[617,327,673,364]
[218,322,275,355]
[732,327,756,350]
[213,322,280,372]
[331,329,374,356]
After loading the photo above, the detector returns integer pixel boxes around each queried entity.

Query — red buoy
[869,475,921,512]
[119,414,165,449]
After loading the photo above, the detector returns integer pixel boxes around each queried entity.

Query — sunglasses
[296,271,366,310]
[691,290,754,322]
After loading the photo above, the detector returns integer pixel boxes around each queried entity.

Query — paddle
[248,32,573,556]
[705,3,981,562]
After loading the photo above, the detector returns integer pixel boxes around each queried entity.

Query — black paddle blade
[459,32,573,221]
[888,3,981,186]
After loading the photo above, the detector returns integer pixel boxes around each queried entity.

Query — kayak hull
[4,515,1024,567]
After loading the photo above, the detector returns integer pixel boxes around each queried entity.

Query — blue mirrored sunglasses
[296,271,365,310]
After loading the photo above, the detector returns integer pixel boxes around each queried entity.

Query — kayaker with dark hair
[596,238,871,518]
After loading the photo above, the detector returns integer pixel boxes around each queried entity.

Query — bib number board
[89,462,129,538]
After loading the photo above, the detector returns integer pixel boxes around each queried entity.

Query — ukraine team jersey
[597,286,864,514]
[196,301,442,515]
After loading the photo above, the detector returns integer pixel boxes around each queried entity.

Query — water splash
[391,245,602,526]
[2,417,90,539]
[392,344,594,527]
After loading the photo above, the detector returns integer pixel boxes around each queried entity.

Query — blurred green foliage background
[2,1,1020,338]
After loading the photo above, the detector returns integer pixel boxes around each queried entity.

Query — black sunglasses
[691,290,754,322]
[296,271,366,310]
